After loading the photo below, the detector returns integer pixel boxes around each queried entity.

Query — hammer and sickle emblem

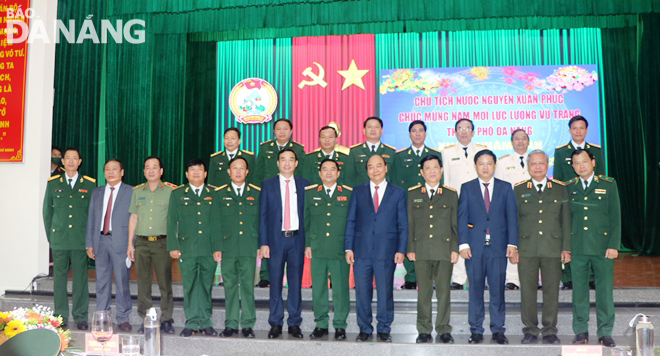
[298,62,328,89]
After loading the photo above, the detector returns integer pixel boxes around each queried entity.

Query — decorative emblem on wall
[229,78,278,124]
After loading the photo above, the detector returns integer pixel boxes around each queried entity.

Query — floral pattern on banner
[380,69,469,96]
[0,305,71,352]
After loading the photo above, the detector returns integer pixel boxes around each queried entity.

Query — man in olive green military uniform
[215,157,260,339]
[553,116,603,289]
[254,119,306,286]
[566,149,620,348]
[43,147,96,330]
[167,158,222,337]
[345,117,396,187]
[208,128,255,187]
[50,145,64,176]
[394,120,443,290]
[127,156,177,334]
[513,149,571,345]
[303,126,350,186]
[406,155,458,344]
[304,159,352,341]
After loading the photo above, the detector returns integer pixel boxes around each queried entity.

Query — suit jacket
[344,181,408,260]
[457,178,518,258]
[85,182,133,254]
[258,175,309,249]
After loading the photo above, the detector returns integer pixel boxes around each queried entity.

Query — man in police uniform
[495,129,531,290]
[304,159,352,341]
[513,150,571,345]
[441,118,487,289]
[407,155,458,344]
[215,157,260,338]
[43,147,96,330]
[566,149,620,348]
[254,119,305,287]
[127,156,177,334]
[208,128,255,187]
[303,126,350,186]
[345,117,396,187]
[167,158,221,337]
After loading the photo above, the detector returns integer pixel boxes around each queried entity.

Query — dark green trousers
[403,256,416,283]
[518,257,561,336]
[135,237,173,321]
[414,259,452,334]
[180,256,216,329]
[571,255,615,337]
[562,261,595,284]
[259,258,270,281]
[222,257,257,329]
[52,249,89,324]
[311,258,350,329]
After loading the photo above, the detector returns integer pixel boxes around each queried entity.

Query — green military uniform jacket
[406,184,458,261]
[302,149,350,186]
[50,166,64,177]
[129,181,177,236]
[553,141,604,182]
[254,140,306,184]
[345,142,396,186]
[304,184,352,260]
[394,146,442,189]
[514,179,572,258]
[565,175,621,256]
[167,184,222,257]
[43,174,96,250]
[208,149,255,187]
[215,183,260,258]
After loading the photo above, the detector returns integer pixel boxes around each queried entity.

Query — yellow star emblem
[337,59,369,90]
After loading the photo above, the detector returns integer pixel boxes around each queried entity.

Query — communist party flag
[291,34,376,148]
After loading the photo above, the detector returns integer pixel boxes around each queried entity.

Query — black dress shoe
[334,328,346,340]
[180,328,195,337]
[200,327,218,336]
[599,336,616,347]
[416,333,432,343]
[543,334,561,344]
[521,333,538,344]
[356,332,371,342]
[118,322,132,332]
[268,325,282,339]
[450,282,464,290]
[242,328,255,338]
[377,332,392,342]
[572,332,588,344]
[589,281,596,290]
[562,282,573,290]
[438,333,454,344]
[492,332,509,344]
[76,321,88,330]
[505,283,519,290]
[256,279,270,288]
[468,333,483,344]
[221,327,238,337]
[309,327,328,339]
[137,324,144,334]
[161,320,175,334]
[403,281,417,289]
[288,325,304,339]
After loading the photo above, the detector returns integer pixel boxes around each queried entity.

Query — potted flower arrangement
[0,305,71,353]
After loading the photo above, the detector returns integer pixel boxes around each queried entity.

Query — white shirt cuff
[507,244,517,249]
[459,243,470,251]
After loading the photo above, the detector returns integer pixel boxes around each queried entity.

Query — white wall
[0,0,58,292]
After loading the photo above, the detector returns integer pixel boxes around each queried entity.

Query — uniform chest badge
[55,189,62,193]
[595,189,607,194]
[246,196,255,201]
[521,193,531,198]
[337,161,343,165]
[404,158,413,162]
[382,154,390,159]
[313,197,322,200]
[78,189,88,193]
[138,196,146,200]
[452,157,460,161]
[337,196,347,201]
[413,199,424,203]
[570,191,577,195]
[181,197,190,200]
[218,162,224,166]
[506,166,515,170]
[223,197,233,201]
[204,197,213,201]
[266,150,274,154]
[358,154,366,158]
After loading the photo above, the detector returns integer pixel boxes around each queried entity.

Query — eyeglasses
[456,127,473,132]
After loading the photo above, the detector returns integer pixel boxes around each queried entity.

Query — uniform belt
[100,231,112,236]
[282,230,298,237]
[138,235,166,242]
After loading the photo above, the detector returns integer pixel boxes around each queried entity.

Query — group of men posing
[44,115,620,347]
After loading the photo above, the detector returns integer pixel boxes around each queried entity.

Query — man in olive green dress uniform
[407,155,458,344]
[50,145,64,176]
[167,158,222,337]
[345,117,396,187]
[254,119,306,286]
[304,159,352,341]
[553,115,603,289]
[566,149,620,348]
[43,147,96,330]
[127,156,177,334]
[303,126,350,186]
[215,157,260,339]
[394,120,443,290]
[513,150,571,345]
[208,128,255,187]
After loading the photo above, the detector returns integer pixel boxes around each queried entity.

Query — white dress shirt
[101,181,122,232]
[322,183,337,197]
[277,141,290,151]
[231,182,245,196]
[572,140,585,150]
[226,149,238,160]
[531,177,548,193]
[411,144,425,156]
[369,180,388,210]
[189,183,204,196]
[321,149,335,159]
[425,183,440,199]
[366,141,381,153]
[279,175,299,230]
[581,173,595,189]
[64,172,79,189]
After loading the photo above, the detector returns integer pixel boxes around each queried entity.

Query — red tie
[373,185,380,213]
[283,179,291,231]
[102,186,115,234]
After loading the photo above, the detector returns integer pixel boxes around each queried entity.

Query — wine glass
[91,310,113,356]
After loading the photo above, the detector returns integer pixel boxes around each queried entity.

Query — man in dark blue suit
[344,154,408,342]
[458,150,518,345]
[259,148,309,339]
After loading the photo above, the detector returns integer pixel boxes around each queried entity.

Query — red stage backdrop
[291,34,375,149]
